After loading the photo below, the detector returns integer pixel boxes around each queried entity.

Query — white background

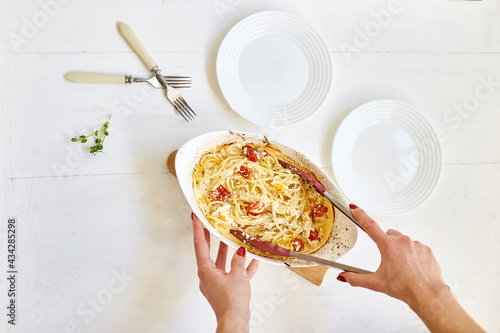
[1,0,499,332]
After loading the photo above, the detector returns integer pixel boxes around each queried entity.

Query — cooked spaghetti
[192,142,334,257]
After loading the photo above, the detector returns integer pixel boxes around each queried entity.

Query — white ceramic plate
[332,100,442,216]
[176,131,357,267]
[216,11,332,128]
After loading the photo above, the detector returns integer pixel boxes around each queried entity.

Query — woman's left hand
[192,213,259,333]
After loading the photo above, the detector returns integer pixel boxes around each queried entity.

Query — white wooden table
[1,0,499,332]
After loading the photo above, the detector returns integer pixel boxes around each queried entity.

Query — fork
[131,75,191,89]
[164,81,197,121]
[65,72,191,89]
[118,22,196,122]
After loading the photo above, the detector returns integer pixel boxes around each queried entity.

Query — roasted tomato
[259,149,269,157]
[217,185,232,199]
[208,185,232,202]
[236,165,252,178]
[311,205,328,218]
[291,238,304,252]
[207,190,222,202]
[247,201,266,216]
[309,228,319,241]
[243,145,259,162]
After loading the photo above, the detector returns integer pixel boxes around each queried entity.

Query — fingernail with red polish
[237,247,246,257]
[349,203,358,210]
[337,275,346,282]
[191,212,194,220]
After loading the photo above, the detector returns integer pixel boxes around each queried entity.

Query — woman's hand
[338,205,484,333]
[338,204,447,305]
[192,213,259,333]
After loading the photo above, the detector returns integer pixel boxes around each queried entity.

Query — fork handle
[118,22,157,72]
[64,72,125,84]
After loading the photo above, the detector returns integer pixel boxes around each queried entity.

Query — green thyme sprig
[71,115,111,155]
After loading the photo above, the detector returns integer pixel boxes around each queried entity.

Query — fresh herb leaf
[71,115,112,155]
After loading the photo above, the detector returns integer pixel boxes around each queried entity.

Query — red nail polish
[349,203,358,210]
[237,247,246,257]
[337,275,346,282]
[191,212,194,220]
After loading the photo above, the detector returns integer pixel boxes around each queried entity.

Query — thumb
[230,246,247,272]
[338,272,380,291]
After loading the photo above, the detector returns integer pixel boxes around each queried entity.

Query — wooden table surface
[1,0,499,332]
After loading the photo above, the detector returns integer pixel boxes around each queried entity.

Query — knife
[64,72,191,89]
[278,159,364,231]
[230,229,372,274]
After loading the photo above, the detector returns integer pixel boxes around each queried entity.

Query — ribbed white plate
[332,100,442,216]
[216,11,332,128]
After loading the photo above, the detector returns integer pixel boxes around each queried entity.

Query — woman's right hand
[338,204,484,333]
[338,204,448,306]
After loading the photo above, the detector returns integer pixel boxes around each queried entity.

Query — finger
[246,259,259,279]
[192,213,215,269]
[204,228,211,246]
[338,272,380,292]
[215,241,228,270]
[350,205,387,245]
[386,229,403,236]
[230,246,247,271]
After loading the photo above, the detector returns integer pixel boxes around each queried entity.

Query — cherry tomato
[247,201,266,216]
[207,190,222,202]
[291,238,304,252]
[207,185,232,202]
[311,205,328,218]
[309,228,319,241]
[259,149,269,157]
[236,165,252,178]
[243,145,259,162]
[217,185,232,199]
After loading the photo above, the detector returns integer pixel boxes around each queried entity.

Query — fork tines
[165,84,197,122]
[175,97,197,122]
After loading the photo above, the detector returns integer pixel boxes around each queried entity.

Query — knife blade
[230,229,372,274]
[278,159,364,231]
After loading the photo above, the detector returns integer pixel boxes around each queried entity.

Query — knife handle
[118,22,157,72]
[64,72,125,84]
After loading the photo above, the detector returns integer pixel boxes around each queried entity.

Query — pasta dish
[192,141,334,257]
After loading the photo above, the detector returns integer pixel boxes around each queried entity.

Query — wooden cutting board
[167,150,328,286]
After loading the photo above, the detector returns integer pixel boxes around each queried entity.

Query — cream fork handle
[118,22,157,72]
[64,72,125,84]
